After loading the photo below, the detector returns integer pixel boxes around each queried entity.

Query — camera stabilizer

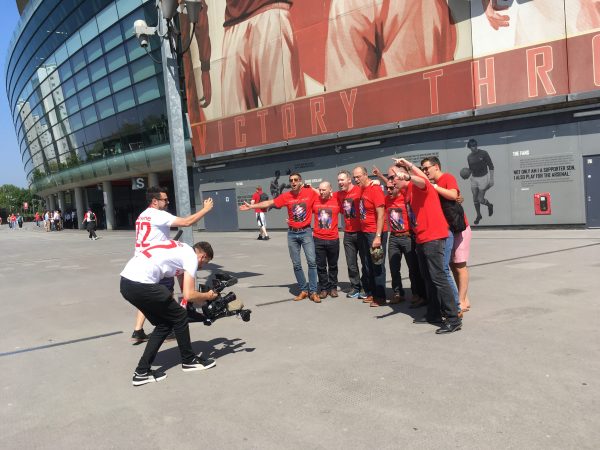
[185,273,251,326]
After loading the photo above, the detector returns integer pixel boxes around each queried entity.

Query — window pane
[70,50,87,74]
[74,70,90,91]
[80,18,99,46]
[102,23,123,52]
[116,0,141,18]
[85,37,103,63]
[92,78,111,100]
[65,95,79,116]
[110,66,131,91]
[97,96,115,119]
[66,32,82,56]
[54,44,69,66]
[97,3,118,33]
[106,46,127,72]
[62,79,77,99]
[125,37,145,61]
[58,62,73,83]
[135,76,160,104]
[69,112,83,131]
[89,58,107,82]
[81,105,97,126]
[114,87,136,112]
[130,56,156,83]
[78,87,94,108]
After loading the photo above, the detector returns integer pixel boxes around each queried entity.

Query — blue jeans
[444,229,459,307]
[287,229,318,293]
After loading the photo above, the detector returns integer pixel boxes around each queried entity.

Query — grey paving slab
[1,223,599,449]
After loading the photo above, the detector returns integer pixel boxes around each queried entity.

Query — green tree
[0,185,34,214]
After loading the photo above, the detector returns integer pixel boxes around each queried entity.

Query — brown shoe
[389,293,405,304]
[294,291,309,301]
[362,295,374,304]
[370,298,386,307]
[329,289,339,298]
[310,293,322,303]
[319,290,328,299]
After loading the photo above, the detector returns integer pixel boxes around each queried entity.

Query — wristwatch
[376,234,382,237]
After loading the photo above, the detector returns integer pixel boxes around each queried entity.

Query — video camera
[186,272,251,326]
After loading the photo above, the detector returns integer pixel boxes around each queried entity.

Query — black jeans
[416,239,461,325]
[358,231,388,299]
[388,234,425,298]
[86,221,97,239]
[314,237,340,291]
[120,277,196,372]
[343,232,367,292]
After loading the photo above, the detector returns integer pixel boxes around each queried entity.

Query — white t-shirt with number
[134,207,177,255]
[121,241,198,284]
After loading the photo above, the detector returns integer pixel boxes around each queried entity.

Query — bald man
[312,181,341,300]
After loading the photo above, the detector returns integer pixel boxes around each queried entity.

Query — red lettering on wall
[527,46,556,97]
[423,69,443,114]
[234,116,246,147]
[257,110,268,143]
[282,104,297,139]
[593,34,600,87]
[339,89,357,129]
[310,97,327,134]
[472,57,497,107]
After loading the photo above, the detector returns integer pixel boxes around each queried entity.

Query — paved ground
[1,223,599,449]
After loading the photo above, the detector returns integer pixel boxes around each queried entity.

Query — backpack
[259,192,269,202]
[88,212,95,222]
[439,197,467,233]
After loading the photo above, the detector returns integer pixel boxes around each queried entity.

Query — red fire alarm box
[534,193,551,215]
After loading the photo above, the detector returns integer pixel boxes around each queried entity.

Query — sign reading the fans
[180,1,600,157]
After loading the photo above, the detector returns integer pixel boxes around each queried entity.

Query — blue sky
[0,2,27,188]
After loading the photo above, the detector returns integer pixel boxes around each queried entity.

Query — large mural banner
[180,0,600,158]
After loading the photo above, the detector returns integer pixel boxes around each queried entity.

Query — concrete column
[102,181,115,230]
[74,187,84,229]
[48,195,56,211]
[57,191,65,211]
[148,172,159,188]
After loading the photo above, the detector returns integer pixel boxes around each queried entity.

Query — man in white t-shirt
[120,240,218,386]
[131,186,214,343]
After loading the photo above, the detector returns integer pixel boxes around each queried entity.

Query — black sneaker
[488,203,494,217]
[131,329,150,343]
[435,322,462,334]
[257,235,263,240]
[263,236,270,241]
[182,357,216,372]
[132,369,167,386]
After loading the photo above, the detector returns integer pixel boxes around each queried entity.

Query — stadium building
[6,1,600,230]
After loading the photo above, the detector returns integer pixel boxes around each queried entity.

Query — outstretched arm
[171,198,214,227]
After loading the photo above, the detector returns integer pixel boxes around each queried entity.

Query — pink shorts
[452,225,472,264]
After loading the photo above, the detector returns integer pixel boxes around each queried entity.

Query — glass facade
[5,0,169,187]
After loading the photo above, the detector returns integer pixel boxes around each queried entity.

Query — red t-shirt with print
[385,190,411,233]
[408,175,449,244]
[337,184,362,232]
[436,173,469,227]
[359,184,386,233]
[313,194,340,240]
[272,186,317,228]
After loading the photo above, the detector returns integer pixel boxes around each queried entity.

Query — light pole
[133,0,202,245]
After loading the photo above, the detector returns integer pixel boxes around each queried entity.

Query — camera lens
[240,310,251,322]
[222,292,236,303]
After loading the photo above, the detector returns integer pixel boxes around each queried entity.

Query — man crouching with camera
[120,240,218,386]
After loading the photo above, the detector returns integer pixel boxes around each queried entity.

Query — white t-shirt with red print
[134,207,177,255]
[121,241,198,284]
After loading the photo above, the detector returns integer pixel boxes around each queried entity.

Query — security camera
[134,20,155,48]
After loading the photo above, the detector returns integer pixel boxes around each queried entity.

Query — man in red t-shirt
[392,158,462,334]
[337,170,368,299]
[373,165,427,306]
[250,186,269,241]
[240,172,319,302]
[422,156,472,313]
[353,166,387,306]
[313,181,340,299]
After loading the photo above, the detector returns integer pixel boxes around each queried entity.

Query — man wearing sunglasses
[240,173,320,303]
[130,186,215,343]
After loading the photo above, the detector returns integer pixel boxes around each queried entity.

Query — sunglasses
[289,177,300,182]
